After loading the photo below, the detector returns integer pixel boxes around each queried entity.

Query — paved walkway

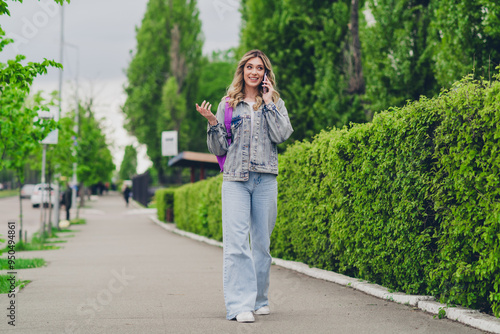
[0,193,487,333]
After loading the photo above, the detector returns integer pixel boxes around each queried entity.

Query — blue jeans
[222,172,278,320]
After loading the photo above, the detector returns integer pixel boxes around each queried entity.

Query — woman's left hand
[262,77,274,104]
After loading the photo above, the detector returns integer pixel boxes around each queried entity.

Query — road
[0,195,53,243]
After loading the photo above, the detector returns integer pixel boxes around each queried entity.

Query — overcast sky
[0,0,241,173]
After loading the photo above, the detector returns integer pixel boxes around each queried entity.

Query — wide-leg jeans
[222,172,278,320]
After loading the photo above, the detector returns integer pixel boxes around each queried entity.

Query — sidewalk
[0,193,488,333]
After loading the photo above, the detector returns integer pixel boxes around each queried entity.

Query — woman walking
[196,49,293,323]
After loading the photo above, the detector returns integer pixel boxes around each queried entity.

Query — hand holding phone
[262,72,268,94]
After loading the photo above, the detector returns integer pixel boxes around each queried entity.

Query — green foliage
[437,307,447,319]
[119,145,137,180]
[123,0,203,183]
[275,94,441,293]
[0,86,58,179]
[155,188,176,222]
[0,190,17,198]
[0,258,45,270]
[70,218,86,225]
[430,0,500,87]
[240,0,366,143]
[360,0,500,115]
[0,0,69,242]
[275,73,500,316]
[0,0,69,175]
[428,74,500,315]
[1,238,59,252]
[192,52,236,152]
[160,77,189,150]
[173,175,223,241]
[47,114,76,179]
[75,104,115,186]
[361,0,437,114]
[0,274,29,294]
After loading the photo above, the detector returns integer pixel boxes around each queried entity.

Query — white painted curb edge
[149,215,223,248]
[149,215,500,334]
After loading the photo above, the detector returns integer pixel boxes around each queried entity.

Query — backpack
[216,97,233,172]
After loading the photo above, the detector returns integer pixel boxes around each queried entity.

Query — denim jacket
[207,98,293,181]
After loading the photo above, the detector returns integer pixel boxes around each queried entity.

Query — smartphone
[262,71,268,93]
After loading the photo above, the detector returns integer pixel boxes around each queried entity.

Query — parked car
[20,184,36,199]
[30,183,59,208]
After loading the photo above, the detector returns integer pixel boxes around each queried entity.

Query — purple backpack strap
[216,97,233,172]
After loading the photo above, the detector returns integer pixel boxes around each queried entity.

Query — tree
[75,101,115,207]
[160,77,187,141]
[430,0,500,87]
[192,51,236,152]
[0,0,69,170]
[240,0,365,143]
[1,0,69,241]
[2,91,58,241]
[359,0,499,115]
[123,0,203,185]
[119,145,137,180]
[360,0,437,115]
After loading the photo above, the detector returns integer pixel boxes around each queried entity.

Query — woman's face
[243,57,265,90]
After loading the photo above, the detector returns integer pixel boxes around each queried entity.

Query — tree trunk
[46,170,53,237]
[348,0,365,96]
[18,179,23,243]
[79,182,85,212]
[157,160,165,186]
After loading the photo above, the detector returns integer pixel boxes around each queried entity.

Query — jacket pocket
[231,116,243,129]
[230,116,243,140]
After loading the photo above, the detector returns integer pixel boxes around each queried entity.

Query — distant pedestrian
[62,184,72,221]
[123,184,131,207]
[196,49,293,323]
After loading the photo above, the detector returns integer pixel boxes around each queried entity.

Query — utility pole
[65,42,79,214]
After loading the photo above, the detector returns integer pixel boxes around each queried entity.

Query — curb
[149,215,223,248]
[149,215,500,334]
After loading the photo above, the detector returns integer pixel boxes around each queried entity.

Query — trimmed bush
[174,175,223,241]
[429,76,500,315]
[274,95,440,294]
[274,74,500,315]
[155,188,175,222]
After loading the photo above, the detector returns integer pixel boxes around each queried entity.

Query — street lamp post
[65,42,79,214]
[54,2,80,223]
[53,3,64,229]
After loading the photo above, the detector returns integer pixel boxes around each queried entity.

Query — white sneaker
[255,306,270,315]
[236,311,255,323]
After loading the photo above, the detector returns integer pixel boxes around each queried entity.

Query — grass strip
[0,258,46,270]
[0,233,60,253]
[1,240,60,252]
[0,190,18,199]
[70,218,86,225]
[0,275,29,294]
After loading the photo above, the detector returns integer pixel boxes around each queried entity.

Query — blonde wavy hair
[224,49,279,110]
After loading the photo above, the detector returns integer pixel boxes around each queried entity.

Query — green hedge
[158,73,500,316]
[155,188,175,222]
[274,95,439,294]
[173,175,223,241]
[429,76,500,316]
[274,74,500,316]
